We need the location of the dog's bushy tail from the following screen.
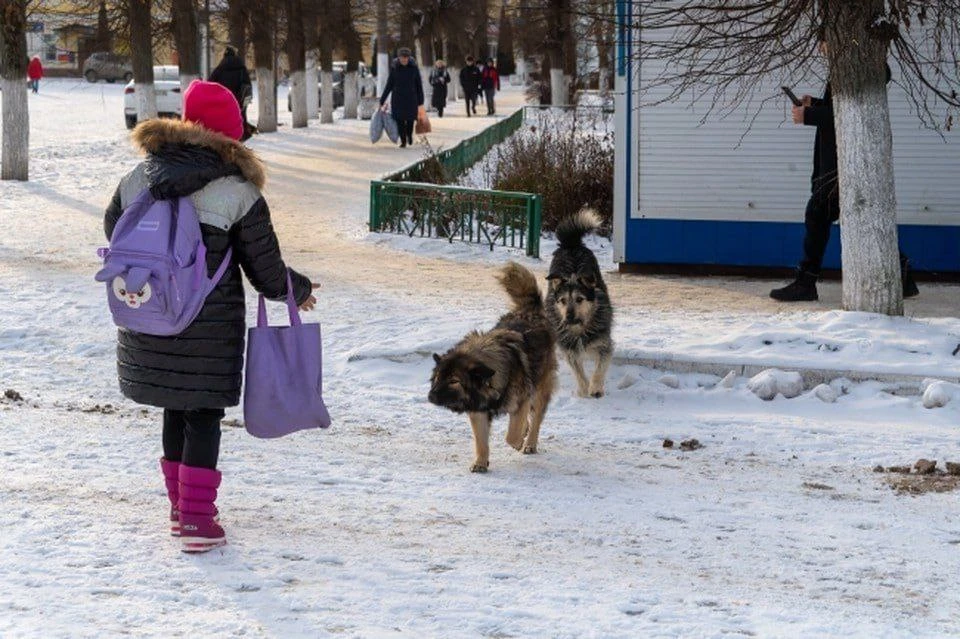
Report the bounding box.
[556,208,601,249]
[499,262,543,313]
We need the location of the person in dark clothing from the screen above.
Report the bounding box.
[430,59,451,118]
[379,47,424,147]
[208,47,254,140]
[103,81,317,552]
[771,47,918,302]
[459,56,483,117]
[481,58,500,115]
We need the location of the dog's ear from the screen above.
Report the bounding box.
[432,353,442,365]
[469,362,496,383]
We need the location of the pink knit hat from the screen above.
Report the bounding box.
[182,80,243,141]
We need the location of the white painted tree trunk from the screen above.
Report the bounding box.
[376,52,389,97]
[450,66,460,101]
[343,70,358,119]
[305,52,319,119]
[179,73,200,94]
[256,66,277,133]
[550,68,565,106]
[136,82,158,121]
[290,69,308,128]
[834,89,902,315]
[0,77,29,181]
[320,70,334,124]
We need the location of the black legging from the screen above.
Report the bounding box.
[398,119,415,145]
[163,408,224,469]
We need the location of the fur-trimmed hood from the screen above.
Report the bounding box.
[132,118,265,189]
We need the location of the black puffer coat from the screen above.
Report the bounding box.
[380,59,424,121]
[104,119,311,409]
[209,52,252,107]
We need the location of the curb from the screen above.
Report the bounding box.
[612,355,960,392]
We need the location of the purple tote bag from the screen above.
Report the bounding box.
[243,272,331,438]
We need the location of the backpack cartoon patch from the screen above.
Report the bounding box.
[96,189,232,336]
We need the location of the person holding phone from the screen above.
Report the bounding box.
[770,43,918,302]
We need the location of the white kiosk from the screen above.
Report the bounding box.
[613,1,960,275]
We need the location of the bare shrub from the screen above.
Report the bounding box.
[488,112,614,236]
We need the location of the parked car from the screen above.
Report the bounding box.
[83,52,133,84]
[123,66,182,129]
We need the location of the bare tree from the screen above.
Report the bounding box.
[317,0,335,124]
[227,0,249,59]
[1,0,28,180]
[376,0,389,95]
[171,0,201,90]
[250,0,276,132]
[634,1,960,314]
[128,0,158,121]
[339,0,364,119]
[304,0,319,119]
[287,0,308,127]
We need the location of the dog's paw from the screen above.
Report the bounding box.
[590,389,604,398]
[522,445,537,455]
[506,436,524,451]
[470,462,489,473]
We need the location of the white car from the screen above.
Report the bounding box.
[124,66,182,129]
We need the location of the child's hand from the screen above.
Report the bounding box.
[299,282,320,312]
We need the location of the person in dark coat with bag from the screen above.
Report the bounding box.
[209,47,254,139]
[481,58,500,115]
[459,56,482,117]
[430,59,451,118]
[102,81,317,553]
[379,47,424,148]
[770,44,918,302]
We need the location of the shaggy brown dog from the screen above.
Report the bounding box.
[546,208,614,398]
[429,262,557,473]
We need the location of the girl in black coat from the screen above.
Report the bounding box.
[103,81,316,552]
[430,60,451,118]
[379,47,425,147]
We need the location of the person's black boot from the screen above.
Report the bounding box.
[902,260,920,298]
[770,271,819,302]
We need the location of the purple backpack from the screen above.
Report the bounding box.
[95,189,232,336]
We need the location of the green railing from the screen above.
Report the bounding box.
[370,181,542,257]
[370,107,542,257]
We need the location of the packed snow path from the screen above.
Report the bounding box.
[1,81,959,637]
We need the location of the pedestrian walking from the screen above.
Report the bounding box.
[379,47,424,148]
[770,42,917,302]
[99,80,317,553]
[459,56,482,117]
[27,56,43,94]
[430,59,451,118]
[481,58,500,115]
[209,47,254,140]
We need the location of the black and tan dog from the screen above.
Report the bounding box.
[546,208,614,398]
[429,262,557,473]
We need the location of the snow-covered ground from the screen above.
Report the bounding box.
[1,80,960,638]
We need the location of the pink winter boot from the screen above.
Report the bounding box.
[178,464,226,553]
[160,458,181,536]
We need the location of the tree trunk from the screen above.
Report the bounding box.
[287,0,307,128]
[318,8,334,124]
[171,0,201,91]
[827,1,902,315]
[303,3,319,119]
[128,0,157,121]
[251,1,276,132]
[227,0,248,60]
[550,68,565,106]
[342,5,362,119]
[376,0,389,97]
[417,27,434,111]
[96,1,112,52]
[0,0,29,181]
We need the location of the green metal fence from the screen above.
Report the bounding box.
[370,181,542,257]
[370,107,542,257]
